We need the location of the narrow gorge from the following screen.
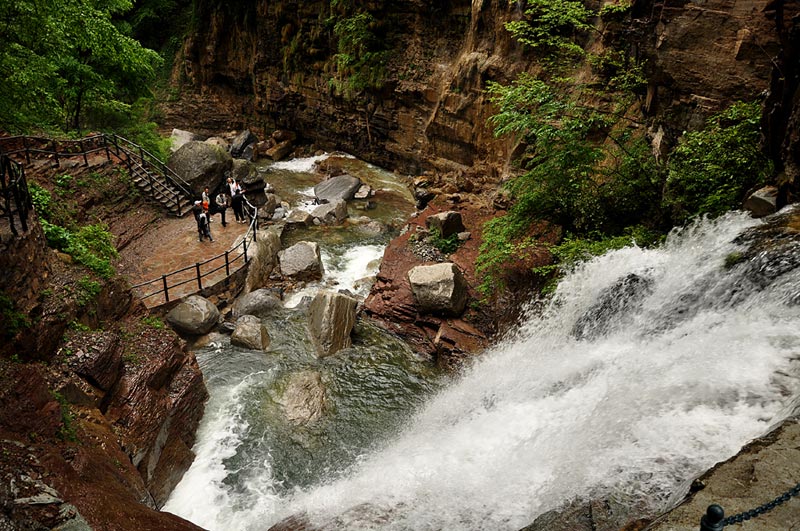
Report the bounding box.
[1,0,800,530]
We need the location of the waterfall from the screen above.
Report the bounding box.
[165,211,800,531]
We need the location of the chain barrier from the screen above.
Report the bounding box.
[700,482,800,530]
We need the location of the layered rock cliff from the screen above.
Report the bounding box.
[165,0,798,185]
[0,160,206,529]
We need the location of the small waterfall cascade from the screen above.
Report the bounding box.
[165,210,800,531]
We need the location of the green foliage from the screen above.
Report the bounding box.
[476,214,543,296]
[665,101,772,224]
[587,50,647,92]
[28,182,52,220]
[599,0,632,18]
[40,221,118,279]
[428,228,461,255]
[504,0,595,65]
[330,11,390,97]
[51,391,78,442]
[532,228,663,292]
[76,277,102,308]
[55,174,74,191]
[0,292,30,339]
[486,75,663,233]
[141,315,165,329]
[0,0,162,133]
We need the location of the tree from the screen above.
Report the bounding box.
[0,0,162,133]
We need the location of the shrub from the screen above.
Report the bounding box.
[665,101,772,224]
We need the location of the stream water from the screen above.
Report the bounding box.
[164,157,800,531]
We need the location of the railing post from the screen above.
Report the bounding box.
[225,251,230,276]
[196,263,203,290]
[243,239,248,262]
[162,275,170,303]
[22,136,30,164]
[80,138,88,166]
[700,505,724,531]
[52,141,60,167]
[113,135,120,157]
[102,135,111,161]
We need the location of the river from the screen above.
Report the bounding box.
[164,157,800,530]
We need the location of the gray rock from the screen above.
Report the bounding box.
[426,211,466,238]
[279,241,324,280]
[232,158,258,184]
[230,315,271,350]
[744,185,779,218]
[285,209,313,227]
[256,193,280,219]
[307,290,358,357]
[53,504,92,531]
[354,184,373,199]
[165,295,220,336]
[314,174,362,203]
[265,139,294,161]
[170,129,198,152]
[230,129,257,158]
[233,288,283,318]
[167,141,232,195]
[278,370,326,425]
[245,230,282,293]
[407,262,468,315]
[311,199,348,225]
[204,136,229,150]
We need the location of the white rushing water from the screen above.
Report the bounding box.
[165,212,800,530]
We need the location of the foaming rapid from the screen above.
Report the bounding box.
[269,153,332,173]
[165,212,800,530]
[283,243,385,307]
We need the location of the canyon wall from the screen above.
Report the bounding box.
[164,0,797,185]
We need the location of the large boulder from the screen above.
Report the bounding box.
[165,295,220,336]
[245,230,283,293]
[233,288,283,318]
[426,211,466,238]
[277,370,326,425]
[307,290,358,357]
[230,129,258,159]
[314,174,362,203]
[407,262,468,315]
[279,242,324,280]
[743,185,779,218]
[311,199,348,225]
[204,136,229,150]
[285,209,313,227]
[264,140,294,161]
[167,141,232,195]
[232,158,258,183]
[170,129,199,152]
[230,315,271,351]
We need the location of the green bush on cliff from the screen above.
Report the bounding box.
[41,220,118,279]
[0,292,30,339]
[504,0,595,65]
[664,101,772,224]
[330,11,390,97]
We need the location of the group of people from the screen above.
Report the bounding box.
[192,177,249,243]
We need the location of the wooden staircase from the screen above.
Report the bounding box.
[107,135,193,217]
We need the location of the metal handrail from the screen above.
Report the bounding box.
[129,221,257,304]
[0,133,194,217]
